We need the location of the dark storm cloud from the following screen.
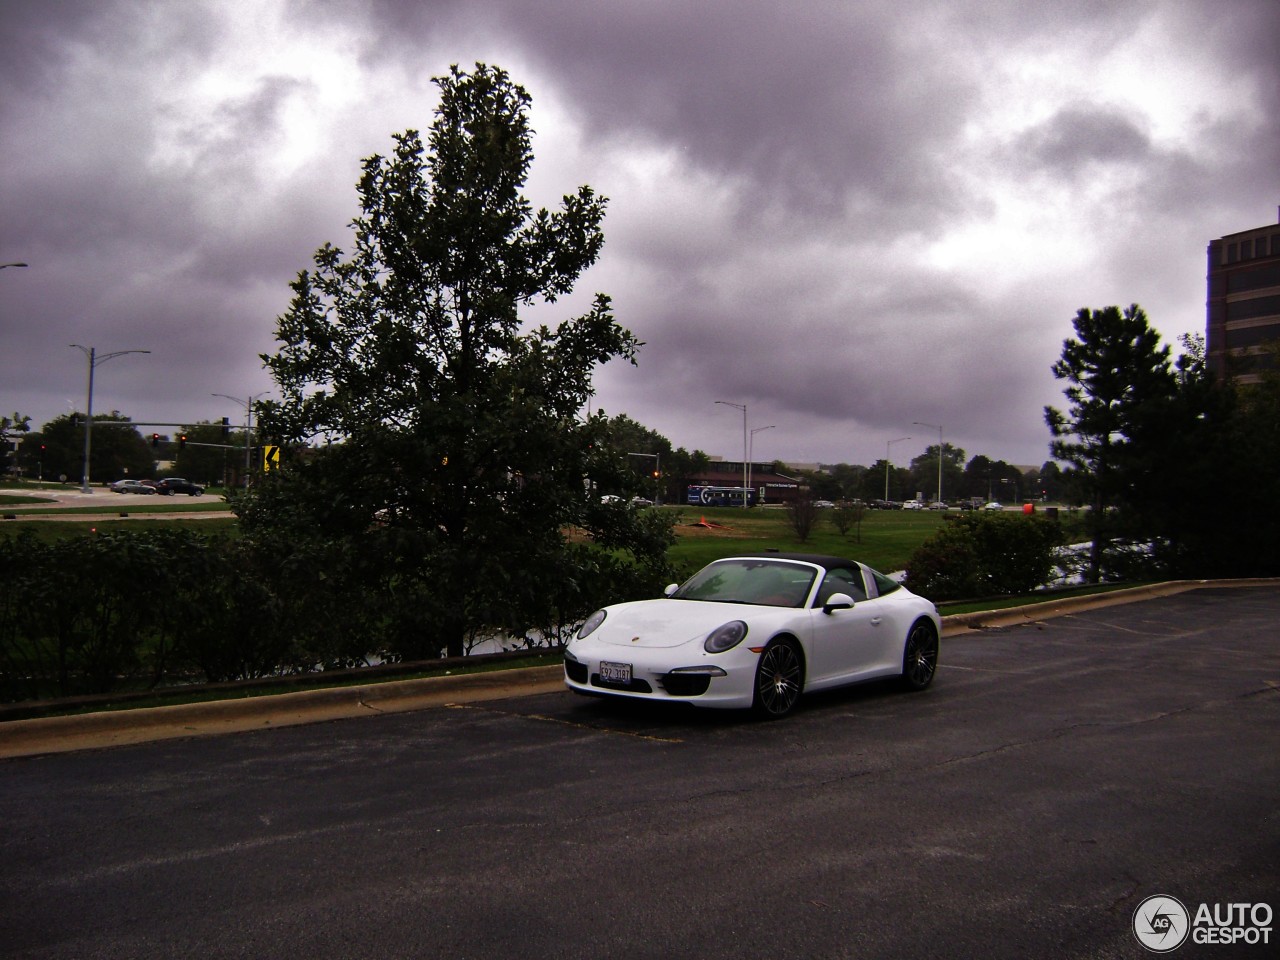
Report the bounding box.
[2,0,1277,469]
[355,0,982,229]
[1016,106,1154,175]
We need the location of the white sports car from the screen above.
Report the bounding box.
[563,553,941,718]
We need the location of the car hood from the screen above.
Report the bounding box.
[589,598,784,649]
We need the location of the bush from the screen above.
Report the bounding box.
[904,513,1064,601]
[0,510,678,701]
[0,528,237,699]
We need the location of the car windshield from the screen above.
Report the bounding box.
[673,559,816,608]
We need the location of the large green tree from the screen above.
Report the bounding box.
[251,63,672,657]
[1127,334,1280,577]
[909,443,965,501]
[170,421,246,488]
[1,413,30,478]
[1045,304,1177,581]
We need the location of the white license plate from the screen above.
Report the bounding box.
[599,661,632,684]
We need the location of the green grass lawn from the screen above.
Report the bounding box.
[0,484,235,544]
[0,493,60,506]
[1,500,233,515]
[0,501,947,568]
[666,505,946,575]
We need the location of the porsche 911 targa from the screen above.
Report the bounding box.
[563,553,940,718]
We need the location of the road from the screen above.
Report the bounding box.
[1,587,1277,959]
[1,487,228,522]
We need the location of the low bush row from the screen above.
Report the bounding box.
[0,528,656,702]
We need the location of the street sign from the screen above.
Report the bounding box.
[263,445,280,472]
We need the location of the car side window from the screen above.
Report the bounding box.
[867,568,900,598]
[813,567,867,607]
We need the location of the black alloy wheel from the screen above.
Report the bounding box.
[752,639,804,719]
[901,620,938,691]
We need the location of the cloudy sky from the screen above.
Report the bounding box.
[2,0,1276,471]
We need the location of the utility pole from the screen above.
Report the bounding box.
[70,344,150,493]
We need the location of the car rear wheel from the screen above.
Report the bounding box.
[901,619,938,691]
[752,639,803,719]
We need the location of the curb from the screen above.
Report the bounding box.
[939,578,1280,635]
[0,665,564,759]
[3,579,1277,759]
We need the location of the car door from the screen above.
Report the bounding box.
[805,566,897,687]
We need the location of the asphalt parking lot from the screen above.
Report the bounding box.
[1,585,1277,959]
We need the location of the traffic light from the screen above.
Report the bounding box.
[179,434,187,449]
[151,433,160,447]
[221,416,230,439]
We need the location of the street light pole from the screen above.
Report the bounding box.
[715,400,749,508]
[69,344,150,493]
[749,425,775,504]
[886,436,911,501]
[913,421,944,503]
[213,392,267,490]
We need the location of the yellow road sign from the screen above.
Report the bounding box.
[263,445,280,471]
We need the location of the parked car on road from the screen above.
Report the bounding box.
[110,479,158,495]
[155,478,204,496]
[902,500,924,510]
[564,553,941,719]
[984,501,1003,511]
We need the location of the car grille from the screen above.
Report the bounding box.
[658,673,712,697]
[567,658,709,698]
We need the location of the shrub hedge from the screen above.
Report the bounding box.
[0,527,662,702]
[903,513,1065,601]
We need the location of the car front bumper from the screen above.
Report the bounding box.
[563,645,757,710]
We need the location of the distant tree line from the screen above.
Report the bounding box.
[794,454,1066,506]
[10,413,251,488]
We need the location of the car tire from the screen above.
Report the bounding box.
[901,619,938,691]
[752,638,804,719]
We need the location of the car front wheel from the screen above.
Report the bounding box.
[752,638,804,719]
[901,620,938,691]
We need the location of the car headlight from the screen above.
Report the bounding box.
[704,620,748,653]
[577,609,607,639]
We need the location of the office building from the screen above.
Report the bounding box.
[1206,212,1280,380]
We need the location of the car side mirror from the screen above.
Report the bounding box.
[663,583,679,597]
[822,592,855,614]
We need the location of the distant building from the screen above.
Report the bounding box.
[684,459,802,505]
[1206,211,1280,380]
